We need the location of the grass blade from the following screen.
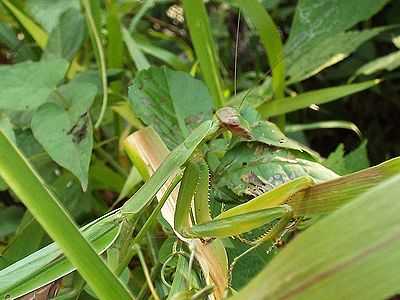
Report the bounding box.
[82,0,108,129]
[0,129,133,299]
[1,0,48,49]
[182,0,225,108]
[257,79,379,118]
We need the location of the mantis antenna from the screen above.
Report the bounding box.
[233,11,308,111]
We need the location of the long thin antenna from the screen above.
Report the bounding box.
[238,35,307,110]
[233,9,241,104]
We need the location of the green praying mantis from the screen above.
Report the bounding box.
[1,104,399,299]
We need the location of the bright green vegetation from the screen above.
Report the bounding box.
[0,1,399,299]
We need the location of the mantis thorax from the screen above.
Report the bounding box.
[216,107,252,140]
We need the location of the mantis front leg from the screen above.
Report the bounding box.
[174,154,313,247]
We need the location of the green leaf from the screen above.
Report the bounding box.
[230,173,400,300]
[324,141,369,175]
[286,27,388,84]
[257,80,379,118]
[0,59,69,111]
[355,50,400,76]
[286,0,390,54]
[240,106,319,156]
[43,8,85,62]
[31,82,96,190]
[26,0,80,32]
[129,66,213,149]
[213,142,337,202]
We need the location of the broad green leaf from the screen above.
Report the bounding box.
[257,80,379,118]
[2,0,48,49]
[213,142,338,202]
[324,141,369,175]
[129,66,213,149]
[182,0,225,108]
[0,59,69,111]
[43,8,85,62]
[286,27,388,83]
[355,50,400,76]
[230,174,400,300]
[31,82,96,191]
[26,0,80,32]
[241,106,319,156]
[286,0,390,54]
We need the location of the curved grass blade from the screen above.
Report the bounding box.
[286,121,362,139]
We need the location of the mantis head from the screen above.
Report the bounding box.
[216,107,252,140]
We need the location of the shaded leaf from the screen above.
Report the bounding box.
[231,174,400,300]
[286,0,390,54]
[324,141,369,175]
[31,82,96,190]
[129,66,213,149]
[0,59,69,111]
[26,0,80,32]
[286,27,388,83]
[43,8,85,62]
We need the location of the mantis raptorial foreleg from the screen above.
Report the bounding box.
[174,149,314,247]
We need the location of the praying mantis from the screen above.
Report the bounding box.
[1,103,399,299]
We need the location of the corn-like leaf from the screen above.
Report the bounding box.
[230,173,400,300]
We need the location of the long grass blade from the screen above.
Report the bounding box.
[182,0,225,108]
[0,129,133,299]
[257,79,379,118]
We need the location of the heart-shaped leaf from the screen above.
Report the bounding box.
[0,59,69,111]
[129,66,213,149]
[32,82,96,190]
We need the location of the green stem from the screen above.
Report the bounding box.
[82,0,108,129]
